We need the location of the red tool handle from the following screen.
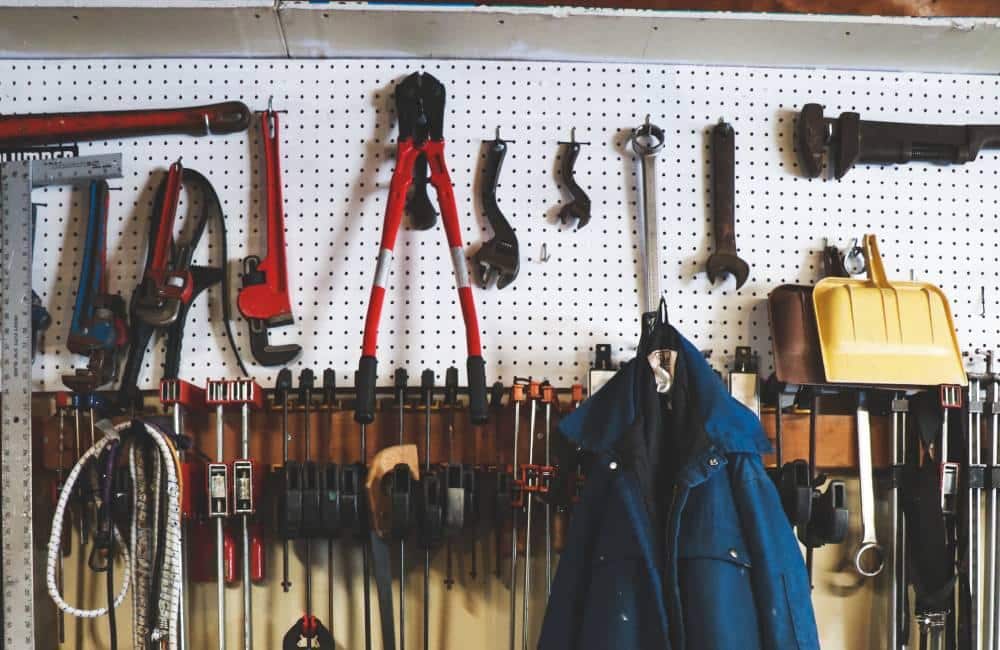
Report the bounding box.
[250,522,266,583]
[237,111,294,321]
[0,101,251,148]
[145,161,185,287]
[224,526,237,584]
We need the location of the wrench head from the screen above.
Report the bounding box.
[472,237,519,289]
[796,103,830,178]
[706,252,750,290]
[248,318,302,366]
[558,199,591,230]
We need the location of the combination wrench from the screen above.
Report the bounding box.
[629,116,665,314]
[855,391,885,577]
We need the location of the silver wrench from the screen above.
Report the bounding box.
[629,116,665,315]
[855,392,885,577]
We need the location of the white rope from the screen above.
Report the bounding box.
[45,425,131,618]
[46,418,184,650]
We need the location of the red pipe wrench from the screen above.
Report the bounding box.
[354,72,488,425]
[237,110,301,366]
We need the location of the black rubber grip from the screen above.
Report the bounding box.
[467,356,488,424]
[355,356,377,424]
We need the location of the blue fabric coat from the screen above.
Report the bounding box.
[539,330,820,650]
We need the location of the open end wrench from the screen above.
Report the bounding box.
[855,391,886,577]
[556,129,591,229]
[473,132,519,289]
[705,120,750,290]
[629,117,665,315]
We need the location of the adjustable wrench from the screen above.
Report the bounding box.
[473,131,519,289]
[238,109,301,366]
[706,120,750,290]
[854,392,885,577]
[556,130,591,229]
[629,117,665,314]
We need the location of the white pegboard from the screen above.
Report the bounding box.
[7,59,1000,392]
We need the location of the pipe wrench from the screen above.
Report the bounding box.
[238,109,301,366]
[63,180,128,393]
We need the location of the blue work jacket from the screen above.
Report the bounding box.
[539,329,820,650]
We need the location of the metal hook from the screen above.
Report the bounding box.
[203,114,211,136]
[539,243,551,263]
[268,95,274,114]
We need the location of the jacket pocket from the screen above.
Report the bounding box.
[677,536,761,650]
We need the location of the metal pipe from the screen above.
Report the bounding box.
[241,399,254,650]
[215,399,226,650]
[522,391,538,650]
[361,421,373,650]
[509,389,523,650]
[967,377,983,650]
[889,393,909,650]
[987,356,1000,650]
[174,402,191,650]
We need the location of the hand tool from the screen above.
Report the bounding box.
[487,382,509,580]
[160,378,206,650]
[985,353,1000,650]
[797,102,1000,179]
[963,371,985,650]
[407,153,437,231]
[419,368,437,650]
[118,163,247,409]
[238,109,302,366]
[366,444,420,650]
[230,378,264,650]
[443,367,463,591]
[588,343,616,397]
[629,116,665,314]
[1,152,122,650]
[322,368,338,640]
[854,391,885,577]
[706,120,750,291]
[0,101,251,148]
[355,371,374,650]
[473,129,519,289]
[542,384,554,596]
[509,382,526,650]
[521,380,541,650]
[728,346,760,417]
[556,128,591,229]
[205,379,231,650]
[63,180,128,394]
[939,386,962,519]
[888,391,911,650]
[355,71,488,428]
[394,368,409,650]
[275,368,295,592]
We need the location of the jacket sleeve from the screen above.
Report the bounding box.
[728,453,821,650]
[537,463,611,650]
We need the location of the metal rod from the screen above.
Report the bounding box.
[987,355,1000,650]
[967,378,983,650]
[522,392,537,650]
[215,400,226,650]
[281,384,291,593]
[544,393,553,596]
[361,421,373,650]
[304,381,314,627]
[398,384,406,650]
[509,391,522,650]
[241,400,254,650]
[890,393,909,650]
[174,402,191,650]
[56,406,66,645]
[423,374,433,650]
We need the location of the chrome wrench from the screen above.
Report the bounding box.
[855,392,885,577]
[889,393,910,650]
[966,373,986,650]
[629,116,665,314]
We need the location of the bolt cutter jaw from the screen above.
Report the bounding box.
[395,72,445,145]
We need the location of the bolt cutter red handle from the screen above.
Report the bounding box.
[356,72,488,425]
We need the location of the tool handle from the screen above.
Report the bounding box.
[149,162,183,274]
[250,523,266,582]
[467,356,488,425]
[711,121,737,253]
[480,139,516,240]
[224,527,238,584]
[862,234,890,289]
[355,357,378,424]
[0,101,251,148]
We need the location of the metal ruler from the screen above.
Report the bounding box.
[1,153,122,650]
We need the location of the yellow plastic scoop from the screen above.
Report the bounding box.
[812,234,966,387]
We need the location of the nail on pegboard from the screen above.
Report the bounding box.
[8,59,1000,392]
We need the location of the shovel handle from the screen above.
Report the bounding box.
[863,234,890,289]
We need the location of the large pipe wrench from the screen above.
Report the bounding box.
[62,180,128,393]
[237,109,301,366]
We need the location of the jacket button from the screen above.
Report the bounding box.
[609,461,618,470]
[708,457,720,467]
[728,549,738,559]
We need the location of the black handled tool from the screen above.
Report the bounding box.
[797,102,1000,179]
[473,131,519,289]
[706,120,750,290]
[556,130,591,229]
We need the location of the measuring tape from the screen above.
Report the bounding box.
[1,153,122,650]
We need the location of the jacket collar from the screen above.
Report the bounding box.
[559,328,771,458]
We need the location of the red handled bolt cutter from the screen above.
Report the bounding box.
[355,72,488,425]
[237,108,302,366]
